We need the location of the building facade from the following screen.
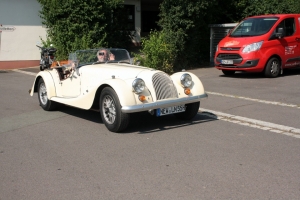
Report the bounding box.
[0,0,161,69]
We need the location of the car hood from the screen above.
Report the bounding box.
[220,35,265,47]
[79,63,156,79]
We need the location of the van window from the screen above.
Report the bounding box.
[230,17,278,37]
[275,18,295,37]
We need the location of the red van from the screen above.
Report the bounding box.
[214,14,300,77]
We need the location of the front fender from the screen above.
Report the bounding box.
[170,72,206,97]
[29,71,56,99]
[101,78,137,107]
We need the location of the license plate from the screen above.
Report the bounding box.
[156,105,186,116]
[221,60,233,64]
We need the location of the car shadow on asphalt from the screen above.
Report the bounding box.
[58,106,217,134]
[219,67,300,79]
[126,112,217,134]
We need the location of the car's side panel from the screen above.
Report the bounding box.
[29,71,57,99]
[51,78,137,110]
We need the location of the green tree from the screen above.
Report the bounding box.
[236,0,300,19]
[158,0,221,69]
[37,0,132,60]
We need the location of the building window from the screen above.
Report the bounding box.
[124,5,135,31]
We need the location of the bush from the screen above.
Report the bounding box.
[134,31,175,74]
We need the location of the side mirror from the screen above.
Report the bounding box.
[276,27,284,38]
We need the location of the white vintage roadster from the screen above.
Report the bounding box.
[29,48,208,132]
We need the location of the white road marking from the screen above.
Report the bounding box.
[199,108,300,138]
[13,69,36,76]
[12,69,300,138]
[206,91,300,109]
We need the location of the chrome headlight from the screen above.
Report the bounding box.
[132,78,145,94]
[242,41,263,53]
[180,73,192,88]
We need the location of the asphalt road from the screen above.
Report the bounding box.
[0,67,300,200]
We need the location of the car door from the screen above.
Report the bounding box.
[278,17,300,68]
[59,69,81,97]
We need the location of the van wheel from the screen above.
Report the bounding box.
[264,57,280,78]
[222,70,235,76]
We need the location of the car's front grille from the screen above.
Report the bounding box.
[152,72,178,100]
[217,53,242,60]
[220,47,241,51]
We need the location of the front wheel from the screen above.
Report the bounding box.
[38,78,57,111]
[174,102,200,120]
[100,87,130,132]
[264,57,281,78]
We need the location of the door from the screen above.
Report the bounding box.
[59,69,81,97]
[277,17,300,68]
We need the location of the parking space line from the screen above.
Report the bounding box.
[199,108,300,138]
[206,91,300,109]
[13,69,36,76]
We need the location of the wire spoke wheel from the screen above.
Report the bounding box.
[102,95,116,124]
[37,78,57,111]
[39,82,48,106]
[99,87,130,132]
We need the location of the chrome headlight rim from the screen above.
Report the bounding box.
[132,78,145,94]
[180,73,193,88]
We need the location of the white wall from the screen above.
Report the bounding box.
[0,0,47,61]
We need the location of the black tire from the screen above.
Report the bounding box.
[174,102,200,120]
[40,65,44,71]
[100,87,130,132]
[264,57,281,78]
[222,70,235,76]
[38,78,57,111]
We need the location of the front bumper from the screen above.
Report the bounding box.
[215,59,259,68]
[121,93,208,113]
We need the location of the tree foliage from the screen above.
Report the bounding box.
[158,0,218,69]
[236,0,300,19]
[37,0,132,59]
[134,31,175,74]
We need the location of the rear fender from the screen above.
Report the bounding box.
[29,71,56,99]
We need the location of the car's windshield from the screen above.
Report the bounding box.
[68,48,132,67]
[230,17,278,37]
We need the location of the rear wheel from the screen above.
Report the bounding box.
[222,70,235,76]
[38,78,57,111]
[100,87,130,132]
[174,102,200,120]
[264,57,280,78]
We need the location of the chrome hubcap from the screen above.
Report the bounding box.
[39,83,48,105]
[102,95,116,124]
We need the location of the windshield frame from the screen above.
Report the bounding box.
[68,48,132,68]
[230,17,279,37]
